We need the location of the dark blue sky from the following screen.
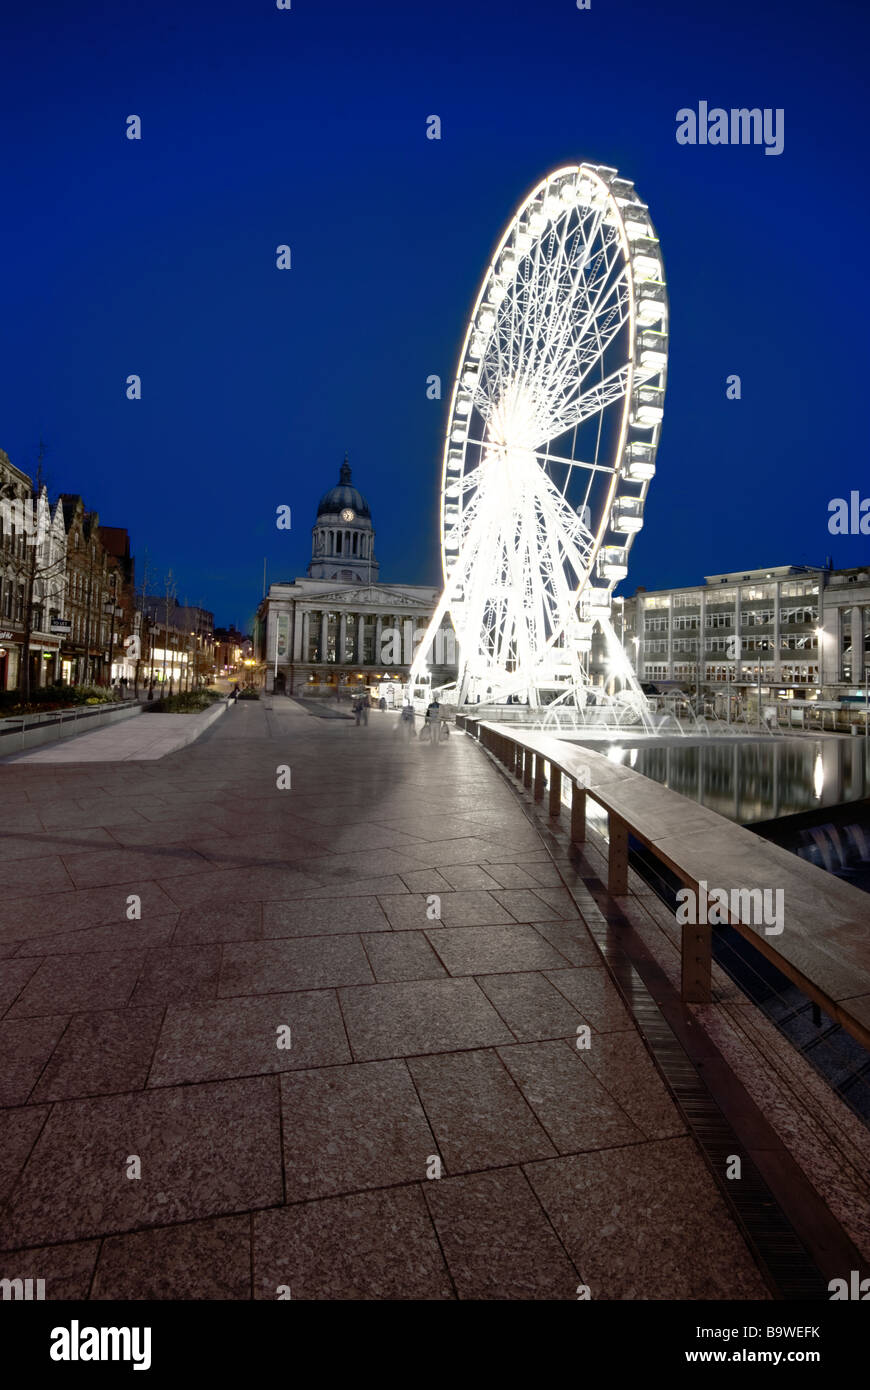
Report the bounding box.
[1,0,867,630]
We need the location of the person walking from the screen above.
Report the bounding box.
[426,697,442,746]
[400,701,415,740]
[360,691,370,726]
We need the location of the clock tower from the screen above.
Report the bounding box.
[308,455,379,583]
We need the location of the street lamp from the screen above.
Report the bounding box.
[757,639,772,729]
[103,571,121,687]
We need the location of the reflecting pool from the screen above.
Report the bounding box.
[571,736,870,825]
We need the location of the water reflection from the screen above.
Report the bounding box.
[575,738,870,825]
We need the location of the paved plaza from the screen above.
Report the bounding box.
[1,698,862,1299]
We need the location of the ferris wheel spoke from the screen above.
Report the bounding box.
[533,229,621,392]
[534,219,617,363]
[457,440,617,486]
[533,363,632,445]
[540,254,628,399]
[533,448,616,478]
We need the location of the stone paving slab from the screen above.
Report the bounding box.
[0,1075,283,1249]
[0,699,782,1298]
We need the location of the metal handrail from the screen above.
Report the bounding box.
[0,698,141,738]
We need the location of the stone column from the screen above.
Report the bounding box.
[320,612,328,664]
[852,605,863,682]
[665,596,673,680]
[302,611,310,662]
[375,614,384,668]
[293,605,303,661]
[339,613,347,664]
[356,613,365,664]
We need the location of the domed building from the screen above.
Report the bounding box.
[308,456,379,583]
[255,454,456,699]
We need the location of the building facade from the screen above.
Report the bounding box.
[0,451,68,691]
[59,496,117,685]
[256,458,456,696]
[214,626,248,677]
[141,597,215,691]
[623,562,869,702]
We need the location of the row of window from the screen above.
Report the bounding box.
[646,636,820,654]
[643,663,821,683]
[641,583,820,615]
[645,607,819,633]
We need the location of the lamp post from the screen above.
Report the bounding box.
[814,626,825,732]
[757,639,772,729]
[104,571,119,686]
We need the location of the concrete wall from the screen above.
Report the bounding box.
[0,701,142,755]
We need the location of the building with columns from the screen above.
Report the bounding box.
[255,458,457,697]
[622,562,870,703]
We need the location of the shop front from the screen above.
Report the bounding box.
[0,625,22,691]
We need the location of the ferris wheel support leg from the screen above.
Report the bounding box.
[598,613,656,733]
[456,667,473,708]
[408,586,456,688]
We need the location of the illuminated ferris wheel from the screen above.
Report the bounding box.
[411,162,668,711]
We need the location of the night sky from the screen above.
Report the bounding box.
[1,0,867,631]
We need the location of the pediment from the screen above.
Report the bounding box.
[298,585,436,607]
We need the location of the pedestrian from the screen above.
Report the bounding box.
[360,691,370,726]
[426,698,442,745]
[379,696,387,712]
[400,701,415,740]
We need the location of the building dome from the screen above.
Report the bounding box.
[308,455,379,583]
[316,458,371,521]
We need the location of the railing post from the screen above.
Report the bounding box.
[607,813,629,895]
[523,746,533,789]
[681,904,712,1003]
[570,782,586,845]
[533,753,545,801]
[549,765,562,818]
[513,742,522,778]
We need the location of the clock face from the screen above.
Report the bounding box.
[340,508,355,521]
